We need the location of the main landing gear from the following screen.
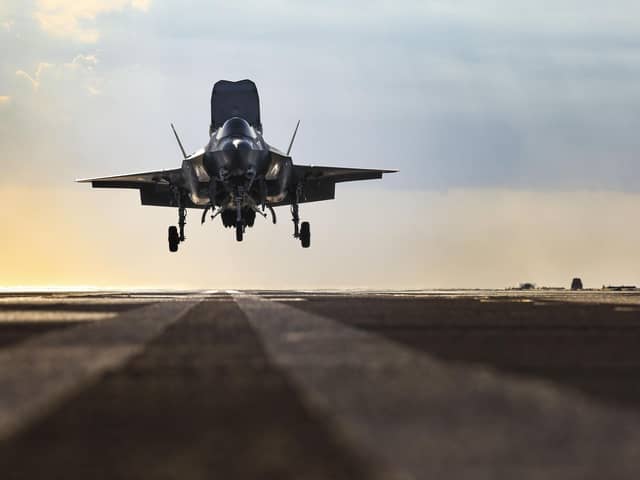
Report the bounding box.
[168,203,186,253]
[291,187,311,248]
[168,185,312,249]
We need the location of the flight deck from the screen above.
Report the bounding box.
[0,290,639,479]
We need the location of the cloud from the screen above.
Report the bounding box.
[131,0,151,10]
[14,54,100,94]
[0,186,638,289]
[15,62,53,90]
[33,0,152,43]
[0,96,10,105]
[5,0,640,194]
[64,54,99,70]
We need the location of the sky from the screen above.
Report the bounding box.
[1,0,639,289]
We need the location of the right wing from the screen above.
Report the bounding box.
[77,168,194,208]
[76,169,183,189]
[268,164,397,206]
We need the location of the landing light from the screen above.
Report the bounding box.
[266,163,280,178]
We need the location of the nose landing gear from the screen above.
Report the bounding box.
[235,222,244,242]
[235,190,245,242]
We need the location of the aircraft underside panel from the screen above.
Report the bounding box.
[271,180,336,207]
[138,181,335,209]
[139,185,202,209]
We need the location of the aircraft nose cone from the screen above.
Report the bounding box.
[221,138,252,152]
[221,138,254,174]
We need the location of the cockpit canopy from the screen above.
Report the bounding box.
[216,117,257,140]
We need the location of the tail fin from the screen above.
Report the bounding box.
[286,120,300,156]
[171,123,187,159]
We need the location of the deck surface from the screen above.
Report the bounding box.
[1,290,639,479]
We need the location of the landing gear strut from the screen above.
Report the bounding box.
[235,188,244,242]
[291,202,300,238]
[267,205,277,224]
[178,206,186,242]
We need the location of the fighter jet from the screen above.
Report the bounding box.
[79,80,395,251]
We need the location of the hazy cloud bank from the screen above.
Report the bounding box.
[1,186,637,289]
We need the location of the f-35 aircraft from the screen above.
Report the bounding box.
[79,80,395,251]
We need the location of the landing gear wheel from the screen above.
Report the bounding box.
[300,221,310,248]
[235,222,244,242]
[168,226,180,252]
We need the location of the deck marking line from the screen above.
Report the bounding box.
[234,293,640,479]
[0,300,200,440]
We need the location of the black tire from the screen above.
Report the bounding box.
[168,226,179,252]
[300,221,310,248]
[235,222,243,242]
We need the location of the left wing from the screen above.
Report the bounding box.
[294,165,396,184]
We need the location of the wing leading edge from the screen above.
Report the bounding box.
[294,165,396,184]
[76,169,183,189]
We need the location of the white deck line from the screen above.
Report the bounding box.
[0,300,199,440]
[234,293,640,480]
